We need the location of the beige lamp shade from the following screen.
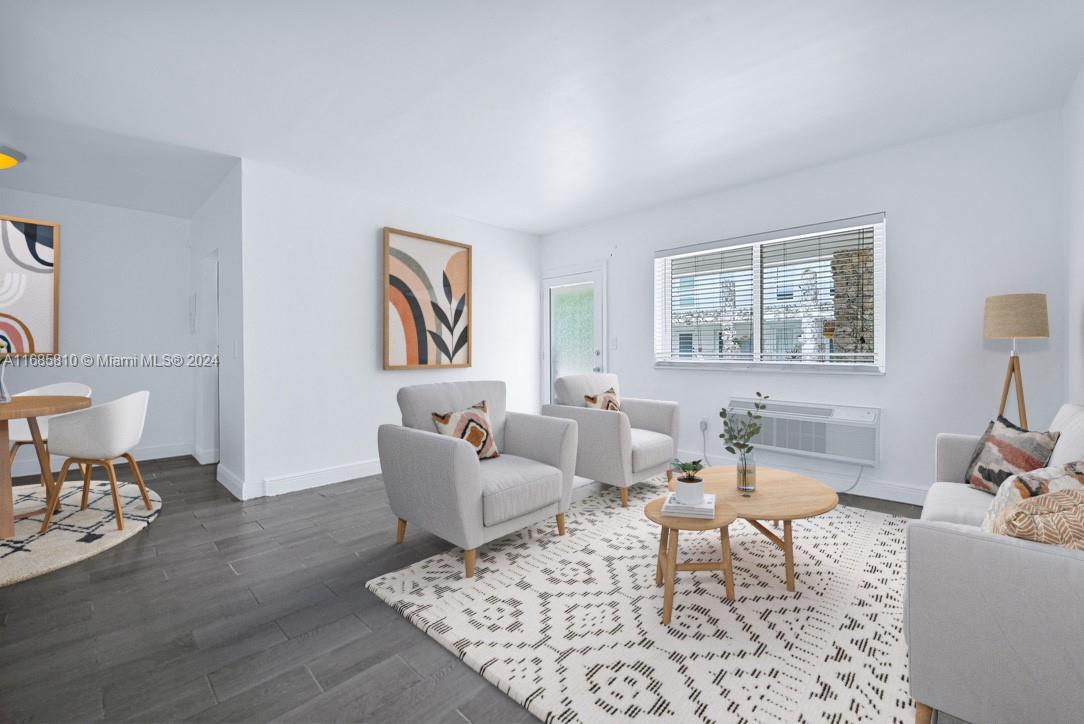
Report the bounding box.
[983,293,1049,339]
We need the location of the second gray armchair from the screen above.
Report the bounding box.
[542,373,679,507]
[378,380,577,577]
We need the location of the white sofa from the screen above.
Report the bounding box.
[906,403,1084,724]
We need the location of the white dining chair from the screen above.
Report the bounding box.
[9,382,93,476]
[40,391,151,532]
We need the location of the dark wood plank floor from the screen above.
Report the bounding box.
[0,457,926,723]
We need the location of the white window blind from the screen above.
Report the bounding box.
[653,213,886,371]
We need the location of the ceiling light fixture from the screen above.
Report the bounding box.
[0,147,26,170]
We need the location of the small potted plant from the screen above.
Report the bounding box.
[720,391,769,495]
[671,458,705,505]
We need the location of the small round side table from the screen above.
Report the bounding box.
[644,496,738,624]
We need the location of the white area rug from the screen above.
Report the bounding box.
[1,480,161,586]
[367,481,913,723]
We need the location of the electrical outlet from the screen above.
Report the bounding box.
[699,418,708,432]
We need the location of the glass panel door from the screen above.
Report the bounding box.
[543,269,605,403]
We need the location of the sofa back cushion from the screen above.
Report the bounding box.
[1048,403,1084,466]
[554,373,619,407]
[399,380,507,447]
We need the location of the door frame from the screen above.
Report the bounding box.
[541,261,607,404]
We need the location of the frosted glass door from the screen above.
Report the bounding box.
[544,269,604,402]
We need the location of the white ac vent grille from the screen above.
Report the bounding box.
[728,398,879,466]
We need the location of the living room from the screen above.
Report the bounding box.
[1,2,1083,723]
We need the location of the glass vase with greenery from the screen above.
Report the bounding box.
[720,391,769,495]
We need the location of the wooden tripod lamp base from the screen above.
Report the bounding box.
[998,352,1028,429]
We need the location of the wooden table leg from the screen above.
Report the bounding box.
[783,520,795,592]
[655,526,669,586]
[29,418,61,532]
[719,526,735,601]
[0,420,11,538]
[662,529,679,624]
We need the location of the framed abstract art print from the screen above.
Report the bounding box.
[383,227,471,369]
[0,215,58,355]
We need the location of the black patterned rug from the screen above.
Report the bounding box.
[367,480,913,723]
[1,480,161,586]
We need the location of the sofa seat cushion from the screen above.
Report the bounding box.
[479,454,562,526]
[921,482,993,528]
[631,427,673,473]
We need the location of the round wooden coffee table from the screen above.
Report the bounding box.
[700,466,838,592]
[644,496,738,624]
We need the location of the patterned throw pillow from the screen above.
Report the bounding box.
[993,488,1084,550]
[584,387,621,411]
[981,462,1084,532]
[431,401,499,460]
[965,417,1059,494]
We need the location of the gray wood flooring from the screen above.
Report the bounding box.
[0,456,932,723]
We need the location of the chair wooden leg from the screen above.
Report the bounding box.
[39,459,74,533]
[395,518,407,544]
[80,462,93,510]
[463,548,476,578]
[914,702,934,724]
[123,453,153,510]
[620,487,629,507]
[104,460,124,530]
[556,512,566,535]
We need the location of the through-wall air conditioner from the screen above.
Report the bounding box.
[727,398,880,466]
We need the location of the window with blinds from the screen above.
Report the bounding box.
[653,214,885,370]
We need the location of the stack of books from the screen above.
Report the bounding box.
[661,492,717,519]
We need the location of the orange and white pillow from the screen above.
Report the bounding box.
[585,387,621,411]
[432,401,499,459]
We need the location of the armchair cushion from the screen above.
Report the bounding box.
[479,454,562,526]
[554,373,619,407]
[630,428,673,473]
[432,401,500,459]
[920,482,991,527]
[399,380,507,448]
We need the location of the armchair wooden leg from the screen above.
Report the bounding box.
[556,513,566,536]
[914,702,933,724]
[395,518,407,544]
[104,460,124,531]
[667,469,674,491]
[122,453,153,510]
[463,548,476,578]
[620,487,629,507]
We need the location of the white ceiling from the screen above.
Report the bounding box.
[1,1,1083,232]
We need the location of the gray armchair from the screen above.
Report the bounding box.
[378,380,577,577]
[541,373,678,507]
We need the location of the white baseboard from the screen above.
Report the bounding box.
[194,446,220,465]
[11,441,195,479]
[260,458,382,498]
[216,463,244,499]
[674,447,928,506]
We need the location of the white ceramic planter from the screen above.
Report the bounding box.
[675,477,704,505]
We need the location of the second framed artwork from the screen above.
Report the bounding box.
[383,227,471,369]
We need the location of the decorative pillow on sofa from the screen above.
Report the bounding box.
[585,387,621,411]
[992,488,1084,550]
[965,417,1059,494]
[432,401,500,460]
[981,462,1084,532]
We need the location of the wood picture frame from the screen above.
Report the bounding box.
[0,215,59,356]
[383,227,472,370]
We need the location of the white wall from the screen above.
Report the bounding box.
[541,112,1067,503]
[237,161,541,499]
[1064,66,1084,404]
[190,163,245,494]
[0,186,195,475]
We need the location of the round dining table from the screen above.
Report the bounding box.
[0,395,92,538]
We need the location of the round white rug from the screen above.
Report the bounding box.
[1,479,162,586]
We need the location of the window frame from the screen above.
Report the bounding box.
[653,213,886,375]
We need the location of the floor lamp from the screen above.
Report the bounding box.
[983,293,1049,430]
